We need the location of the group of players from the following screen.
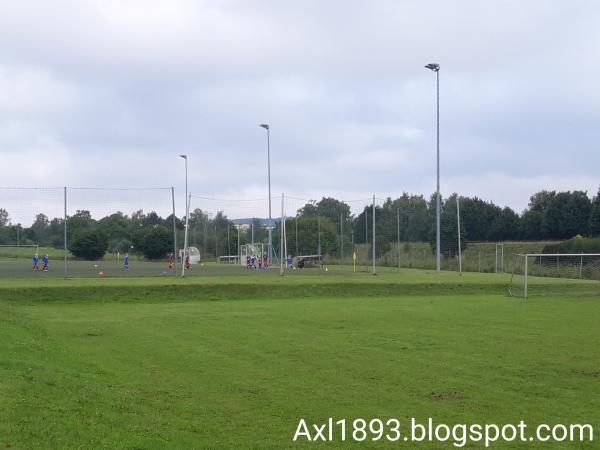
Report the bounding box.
[246,254,269,270]
[32,253,49,272]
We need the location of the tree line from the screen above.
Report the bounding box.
[1,187,599,260]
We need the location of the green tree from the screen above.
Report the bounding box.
[67,210,94,240]
[30,213,49,244]
[529,190,556,214]
[69,229,108,260]
[432,195,467,257]
[589,187,600,237]
[0,208,9,226]
[140,226,173,260]
[519,210,542,240]
[542,191,591,239]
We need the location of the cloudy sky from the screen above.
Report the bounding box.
[1,0,599,223]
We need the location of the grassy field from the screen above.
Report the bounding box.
[1,269,598,449]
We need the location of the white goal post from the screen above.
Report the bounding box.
[508,253,600,298]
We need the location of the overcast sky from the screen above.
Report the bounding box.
[1,0,599,224]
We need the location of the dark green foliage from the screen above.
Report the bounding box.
[542,236,600,254]
[0,208,9,226]
[541,191,591,239]
[430,195,467,257]
[519,210,542,240]
[589,187,600,237]
[139,226,173,260]
[68,229,109,260]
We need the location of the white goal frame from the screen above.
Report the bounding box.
[0,244,40,262]
[509,253,600,298]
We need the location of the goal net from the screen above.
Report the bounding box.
[509,253,600,298]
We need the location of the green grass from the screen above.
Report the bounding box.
[0,270,598,449]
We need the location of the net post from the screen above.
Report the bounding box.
[64,186,67,277]
[372,195,376,275]
[397,208,400,269]
[457,195,462,274]
[171,187,178,278]
[524,254,528,299]
[317,208,322,267]
[340,212,344,267]
[280,193,284,276]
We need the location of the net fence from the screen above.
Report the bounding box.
[2,187,595,281]
[0,186,176,278]
[509,253,600,298]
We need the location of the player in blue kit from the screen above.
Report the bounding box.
[42,254,49,272]
[123,252,129,270]
[32,253,39,271]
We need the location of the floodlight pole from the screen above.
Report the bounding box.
[425,63,441,273]
[260,124,272,267]
[180,155,189,277]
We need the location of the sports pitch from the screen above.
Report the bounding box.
[1,269,598,449]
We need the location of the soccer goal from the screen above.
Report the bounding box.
[508,253,600,298]
[240,243,264,266]
[0,244,40,262]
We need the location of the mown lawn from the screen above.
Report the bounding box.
[0,272,598,448]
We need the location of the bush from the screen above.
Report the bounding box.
[140,226,173,260]
[69,230,108,260]
[542,236,600,254]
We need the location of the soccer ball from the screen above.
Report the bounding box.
[93,264,98,268]
[98,271,104,278]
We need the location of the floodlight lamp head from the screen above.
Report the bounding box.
[179,154,187,159]
[259,124,269,130]
[425,63,440,72]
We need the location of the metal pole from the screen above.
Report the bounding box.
[295,216,298,258]
[237,226,240,263]
[501,244,504,272]
[203,221,207,255]
[283,203,287,268]
[172,187,178,277]
[64,186,67,277]
[16,224,19,262]
[365,209,368,245]
[495,244,498,273]
[317,210,321,260]
[435,69,441,273]
[214,222,217,260]
[259,125,273,266]
[457,196,462,274]
[227,223,230,256]
[340,212,343,266]
[524,255,528,299]
[280,193,284,276]
[180,155,189,277]
[372,195,376,275]
[397,208,400,269]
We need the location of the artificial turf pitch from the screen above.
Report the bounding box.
[0,269,598,449]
